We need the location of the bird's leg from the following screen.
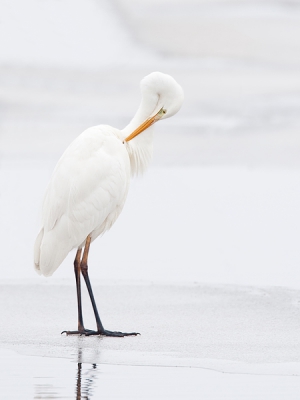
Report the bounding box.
[80,235,104,332]
[81,235,139,337]
[61,249,93,335]
[75,249,85,332]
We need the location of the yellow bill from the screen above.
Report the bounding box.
[124,107,166,142]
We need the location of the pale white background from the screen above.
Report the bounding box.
[1,0,300,287]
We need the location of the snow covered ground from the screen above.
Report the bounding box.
[1,0,300,398]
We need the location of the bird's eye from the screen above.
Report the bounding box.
[162,109,167,114]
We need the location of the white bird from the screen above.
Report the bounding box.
[34,72,184,337]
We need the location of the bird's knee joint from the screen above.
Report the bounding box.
[74,260,80,271]
[80,262,88,273]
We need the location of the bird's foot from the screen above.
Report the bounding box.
[85,329,140,337]
[61,329,94,336]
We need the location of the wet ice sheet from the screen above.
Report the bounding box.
[2,348,300,400]
[1,282,300,376]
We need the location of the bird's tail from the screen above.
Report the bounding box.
[34,223,75,277]
[34,228,44,275]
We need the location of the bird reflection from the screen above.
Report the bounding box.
[34,345,100,399]
[76,349,98,399]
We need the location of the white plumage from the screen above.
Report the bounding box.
[34,71,183,277]
[33,72,183,336]
[34,125,130,276]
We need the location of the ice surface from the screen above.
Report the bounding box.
[2,282,300,375]
[2,348,300,400]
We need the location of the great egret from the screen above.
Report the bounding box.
[34,72,184,337]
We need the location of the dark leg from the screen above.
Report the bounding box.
[80,236,139,337]
[75,249,84,331]
[76,362,82,400]
[61,249,93,335]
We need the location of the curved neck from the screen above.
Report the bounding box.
[122,97,158,176]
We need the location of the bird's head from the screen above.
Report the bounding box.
[124,72,184,142]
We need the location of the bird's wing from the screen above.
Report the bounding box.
[42,126,129,241]
[38,126,130,276]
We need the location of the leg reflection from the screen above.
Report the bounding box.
[76,348,98,399]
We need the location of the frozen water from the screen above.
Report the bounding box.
[2,348,300,399]
[1,283,300,374]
